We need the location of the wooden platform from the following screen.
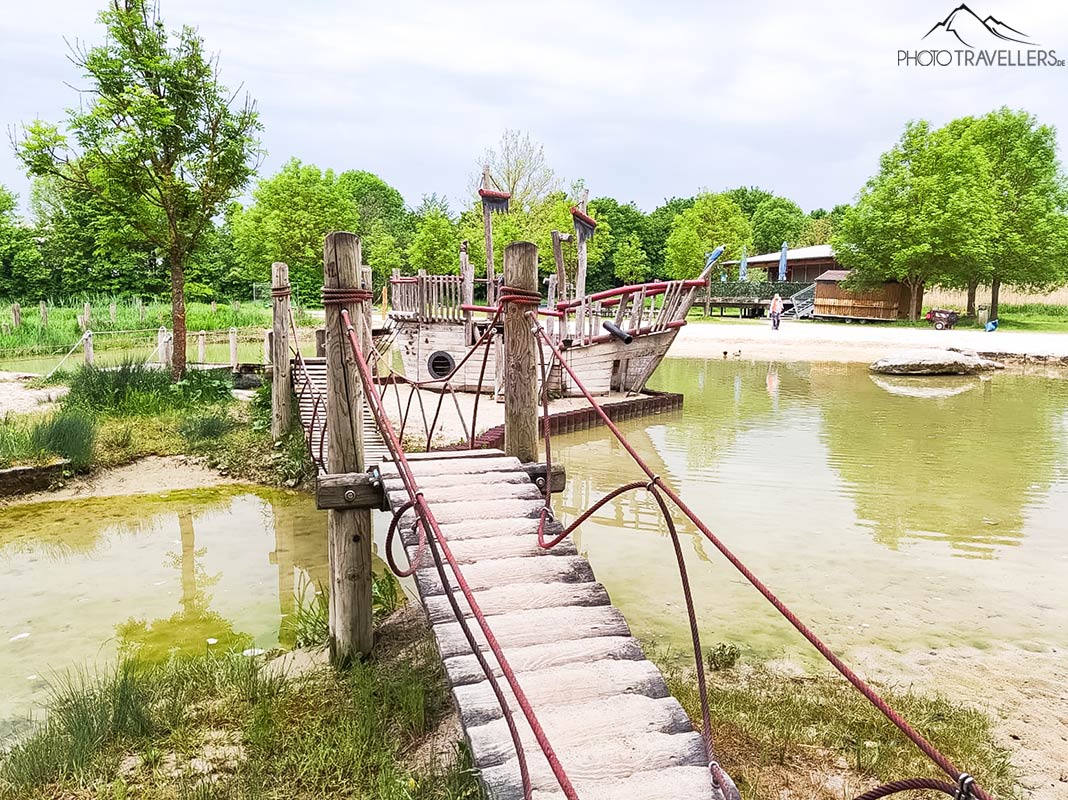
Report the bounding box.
[379,449,716,800]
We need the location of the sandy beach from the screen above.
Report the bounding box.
[670,319,1068,364]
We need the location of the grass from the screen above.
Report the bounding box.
[0,618,481,800]
[65,362,234,415]
[0,411,97,471]
[659,651,1018,799]
[0,295,313,360]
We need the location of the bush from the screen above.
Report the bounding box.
[65,361,232,414]
[29,411,97,470]
[706,641,741,671]
[180,413,236,443]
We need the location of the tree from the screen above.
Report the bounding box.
[408,208,458,274]
[832,120,997,320]
[0,185,47,299]
[750,197,808,254]
[17,0,261,377]
[590,197,645,286]
[364,220,403,291]
[613,233,650,284]
[954,108,1068,320]
[231,159,360,302]
[642,197,694,278]
[664,193,751,279]
[796,215,834,247]
[723,186,774,220]
[336,170,412,268]
[473,129,561,212]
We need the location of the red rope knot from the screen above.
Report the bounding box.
[321,286,373,305]
[499,285,542,307]
[270,287,292,299]
[646,475,661,491]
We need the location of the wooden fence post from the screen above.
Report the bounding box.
[573,189,589,339]
[83,331,94,366]
[323,231,373,665]
[263,330,272,364]
[197,330,207,363]
[109,303,117,325]
[84,303,92,328]
[12,303,21,329]
[460,241,474,345]
[229,327,238,370]
[39,301,48,327]
[315,328,326,358]
[271,262,293,439]
[158,327,168,365]
[137,298,145,324]
[482,165,497,305]
[210,300,217,314]
[503,241,539,464]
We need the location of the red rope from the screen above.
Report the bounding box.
[340,309,579,800]
[529,320,995,800]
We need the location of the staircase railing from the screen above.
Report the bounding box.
[786,283,816,318]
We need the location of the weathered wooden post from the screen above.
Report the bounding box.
[77,314,86,331]
[315,329,326,357]
[271,262,292,439]
[109,303,117,325]
[11,303,21,329]
[210,300,217,314]
[481,166,497,305]
[231,300,240,315]
[322,231,374,664]
[157,327,168,365]
[551,230,570,302]
[503,242,539,463]
[262,330,272,364]
[229,327,239,370]
[197,330,207,364]
[572,189,591,340]
[83,302,92,327]
[39,301,48,327]
[546,274,558,338]
[137,298,145,324]
[83,331,94,366]
[460,240,474,345]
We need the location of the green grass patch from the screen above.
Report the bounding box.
[0,621,481,800]
[28,411,97,470]
[660,657,1017,799]
[65,362,233,416]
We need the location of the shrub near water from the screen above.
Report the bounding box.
[28,411,97,470]
[65,362,233,414]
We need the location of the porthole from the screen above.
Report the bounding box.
[427,350,455,379]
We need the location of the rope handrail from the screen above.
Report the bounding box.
[528,314,991,800]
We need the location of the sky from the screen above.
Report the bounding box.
[2,0,1067,217]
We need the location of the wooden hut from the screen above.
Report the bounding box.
[812,270,919,321]
[732,244,840,283]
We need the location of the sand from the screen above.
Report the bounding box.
[0,371,67,416]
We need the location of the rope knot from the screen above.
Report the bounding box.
[321,286,373,305]
[646,475,661,491]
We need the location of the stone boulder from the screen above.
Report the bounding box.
[870,349,1003,375]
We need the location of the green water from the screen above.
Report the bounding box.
[554,359,1068,662]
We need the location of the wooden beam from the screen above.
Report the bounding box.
[503,242,539,464]
[316,470,388,510]
[482,165,496,305]
[520,462,566,494]
[323,231,374,664]
[271,261,293,439]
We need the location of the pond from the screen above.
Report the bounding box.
[551,359,1068,664]
[0,487,337,741]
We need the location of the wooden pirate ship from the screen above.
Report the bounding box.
[386,170,723,396]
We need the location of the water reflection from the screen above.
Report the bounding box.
[552,359,1068,661]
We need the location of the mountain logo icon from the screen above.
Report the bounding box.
[923,4,1036,48]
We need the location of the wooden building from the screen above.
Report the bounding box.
[813,270,919,321]
[730,244,840,283]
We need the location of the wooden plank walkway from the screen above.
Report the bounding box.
[379,449,716,800]
[293,358,389,469]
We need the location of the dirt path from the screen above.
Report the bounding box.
[2,455,237,506]
[671,320,1068,364]
[0,371,67,415]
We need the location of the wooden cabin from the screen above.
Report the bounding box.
[733,244,840,283]
[813,270,919,321]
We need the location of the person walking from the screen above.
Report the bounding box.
[770,293,784,330]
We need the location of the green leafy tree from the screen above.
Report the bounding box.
[0,185,47,299]
[952,108,1068,319]
[231,159,360,302]
[473,129,561,212]
[664,193,751,279]
[833,120,997,320]
[723,186,774,220]
[364,220,403,291]
[642,197,694,278]
[590,197,645,285]
[17,0,261,377]
[751,197,807,254]
[336,170,412,269]
[613,233,650,284]
[408,208,458,274]
[796,215,834,247]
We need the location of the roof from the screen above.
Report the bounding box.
[815,269,851,282]
[740,244,834,264]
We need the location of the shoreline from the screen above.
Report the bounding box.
[669,319,1068,365]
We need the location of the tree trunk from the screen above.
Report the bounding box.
[966,278,979,317]
[990,277,1001,322]
[170,251,187,380]
[908,282,921,321]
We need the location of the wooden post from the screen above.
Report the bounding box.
[77,314,85,331]
[574,189,589,340]
[109,303,117,325]
[263,330,272,364]
[83,331,94,365]
[481,165,496,305]
[546,274,558,338]
[158,327,168,365]
[197,330,207,363]
[417,269,427,322]
[39,301,47,327]
[231,300,240,315]
[210,300,217,314]
[84,303,91,328]
[11,303,21,329]
[551,230,570,302]
[229,327,239,370]
[503,242,539,464]
[315,328,326,357]
[460,240,474,345]
[271,262,293,439]
[136,298,145,324]
[323,231,373,664]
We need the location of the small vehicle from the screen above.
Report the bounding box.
[925,308,960,330]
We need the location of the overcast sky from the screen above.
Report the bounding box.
[2,0,1067,217]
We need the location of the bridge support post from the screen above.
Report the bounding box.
[323,232,374,665]
[271,262,293,439]
[503,241,539,464]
